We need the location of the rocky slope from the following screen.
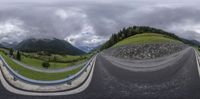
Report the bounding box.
[104,43,188,60]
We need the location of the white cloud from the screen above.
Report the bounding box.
[168,20,200,33]
[55,8,87,20]
[0,19,27,42]
[0,19,23,34]
[59,8,107,48]
[55,9,68,19]
[65,23,107,48]
[167,19,200,41]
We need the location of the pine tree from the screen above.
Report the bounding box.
[9,48,14,56]
[16,51,21,61]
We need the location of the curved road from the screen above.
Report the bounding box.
[0,47,200,99]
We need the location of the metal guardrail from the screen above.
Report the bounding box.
[0,55,96,85]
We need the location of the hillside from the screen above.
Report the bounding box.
[15,38,85,55]
[112,33,182,47]
[1,42,18,49]
[100,26,199,50]
[0,43,5,48]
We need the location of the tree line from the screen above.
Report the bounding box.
[9,48,21,61]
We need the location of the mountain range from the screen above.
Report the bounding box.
[13,38,85,55]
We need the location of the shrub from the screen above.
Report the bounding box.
[42,62,50,69]
[4,51,7,55]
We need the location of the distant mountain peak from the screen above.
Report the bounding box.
[0,41,18,49]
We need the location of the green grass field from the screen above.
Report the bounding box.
[22,52,90,62]
[0,52,83,81]
[112,33,182,47]
[9,50,92,69]
[21,56,86,69]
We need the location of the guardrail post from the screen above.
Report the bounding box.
[67,81,71,85]
[13,76,17,81]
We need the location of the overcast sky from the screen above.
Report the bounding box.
[0,0,200,49]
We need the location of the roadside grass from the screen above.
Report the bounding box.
[112,33,182,48]
[0,52,83,81]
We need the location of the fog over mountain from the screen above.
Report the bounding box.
[0,0,200,50]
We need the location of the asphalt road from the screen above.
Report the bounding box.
[0,48,200,99]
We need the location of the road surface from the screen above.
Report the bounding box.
[0,47,200,99]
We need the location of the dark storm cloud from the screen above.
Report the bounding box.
[0,0,200,48]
